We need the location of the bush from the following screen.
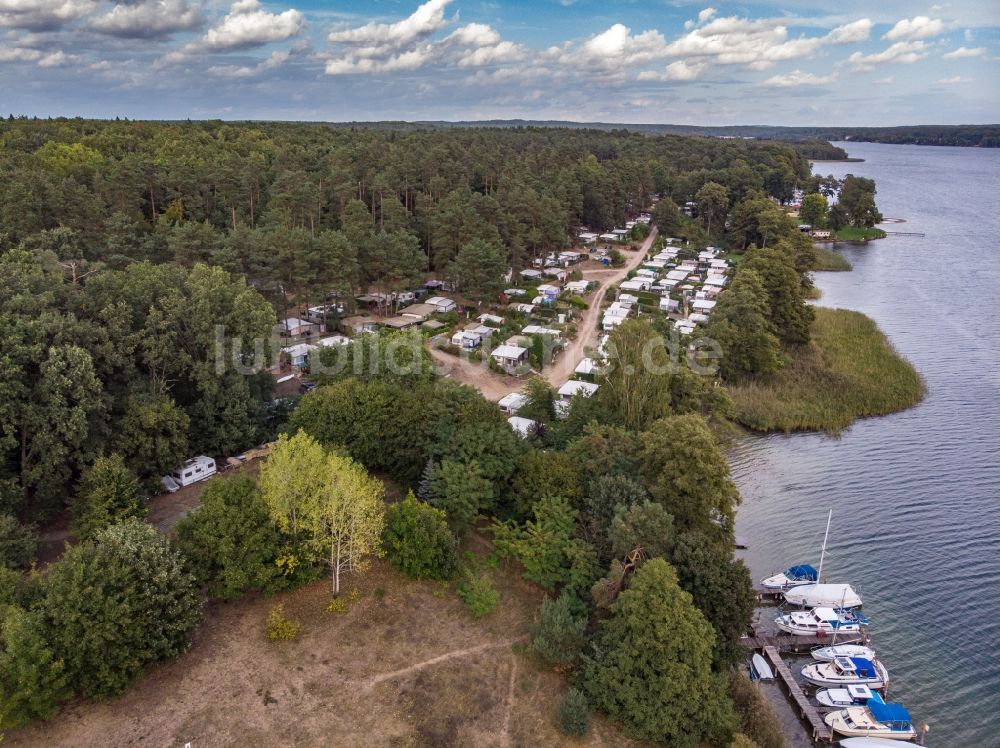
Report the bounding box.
[0,514,39,569]
[729,672,787,748]
[567,295,589,310]
[383,492,459,580]
[72,454,145,541]
[0,605,71,729]
[39,520,202,699]
[558,687,590,738]
[532,591,587,666]
[175,475,304,599]
[456,558,499,618]
[266,603,301,641]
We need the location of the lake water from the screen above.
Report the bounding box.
[731,142,1000,745]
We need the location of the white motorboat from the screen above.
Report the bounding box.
[801,657,889,688]
[749,653,774,681]
[784,583,863,609]
[775,607,870,636]
[839,738,920,747]
[816,684,880,708]
[813,643,876,662]
[825,700,916,740]
[760,563,818,590]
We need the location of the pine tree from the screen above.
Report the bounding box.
[417,457,437,502]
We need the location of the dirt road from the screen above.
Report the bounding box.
[434,227,658,401]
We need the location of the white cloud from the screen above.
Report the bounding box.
[0,0,96,30]
[38,49,76,67]
[847,41,929,71]
[874,76,894,84]
[823,19,872,44]
[937,75,971,84]
[763,69,837,87]
[0,42,42,62]
[327,0,450,52]
[203,0,303,51]
[637,60,705,82]
[208,48,289,77]
[90,0,203,39]
[883,16,944,42]
[942,46,986,59]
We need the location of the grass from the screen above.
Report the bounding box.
[831,226,887,241]
[728,308,925,433]
[812,246,852,272]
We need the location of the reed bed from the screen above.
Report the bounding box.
[729,308,925,433]
[812,246,853,271]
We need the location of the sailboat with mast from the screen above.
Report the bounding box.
[782,510,863,609]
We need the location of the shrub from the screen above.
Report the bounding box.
[567,295,588,310]
[0,514,39,569]
[532,591,587,666]
[39,520,202,699]
[558,688,590,738]
[0,605,71,729]
[175,475,302,599]
[456,558,499,618]
[72,454,145,541]
[266,603,301,641]
[729,671,787,748]
[383,492,459,580]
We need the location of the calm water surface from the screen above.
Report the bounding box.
[731,142,1000,745]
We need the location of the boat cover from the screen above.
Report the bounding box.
[788,564,818,581]
[868,701,912,726]
[849,658,878,677]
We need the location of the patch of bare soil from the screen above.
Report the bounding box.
[5,556,638,748]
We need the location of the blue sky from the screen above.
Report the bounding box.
[0,0,997,124]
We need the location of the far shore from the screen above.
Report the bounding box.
[809,157,865,163]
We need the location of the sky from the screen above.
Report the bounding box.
[0,0,997,125]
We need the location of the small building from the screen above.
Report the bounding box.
[692,299,717,314]
[575,357,598,377]
[479,313,504,326]
[380,316,421,330]
[810,229,832,239]
[504,288,527,297]
[558,380,599,400]
[400,303,437,321]
[522,324,561,338]
[451,330,483,349]
[519,269,544,281]
[635,268,658,278]
[703,274,728,288]
[277,317,319,337]
[422,319,448,332]
[498,392,528,415]
[611,228,628,239]
[644,259,668,270]
[425,296,457,314]
[559,251,584,264]
[544,268,568,283]
[507,416,540,439]
[666,270,689,282]
[565,280,590,295]
[317,335,350,348]
[341,315,377,335]
[578,232,598,244]
[689,313,710,325]
[491,344,529,373]
[659,297,680,313]
[620,278,651,292]
[509,302,536,314]
[305,304,338,324]
[536,283,562,298]
[675,319,696,335]
[282,342,317,368]
[599,232,617,241]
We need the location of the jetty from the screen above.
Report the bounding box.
[745,611,837,743]
[883,230,925,237]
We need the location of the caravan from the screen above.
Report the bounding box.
[171,456,217,487]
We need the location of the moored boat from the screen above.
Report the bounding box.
[838,738,920,747]
[825,700,916,740]
[749,652,774,681]
[812,643,876,661]
[775,606,870,636]
[760,563,818,590]
[784,583,863,609]
[801,656,889,688]
[816,684,881,708]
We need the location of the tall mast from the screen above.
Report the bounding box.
[817,509,833,581]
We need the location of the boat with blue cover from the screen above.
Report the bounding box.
[801,656,889,688]
[775,606,870,636]
[825,700,916,740]
[760,563,818,591]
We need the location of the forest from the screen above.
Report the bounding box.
[0,119,851,746]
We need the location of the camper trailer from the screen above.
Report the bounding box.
[171,456,217,487]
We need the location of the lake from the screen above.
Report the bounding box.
[731,142,1000,745]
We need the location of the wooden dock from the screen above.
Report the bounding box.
[762,645,833,743]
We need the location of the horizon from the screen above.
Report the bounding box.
[1,1,997,125]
